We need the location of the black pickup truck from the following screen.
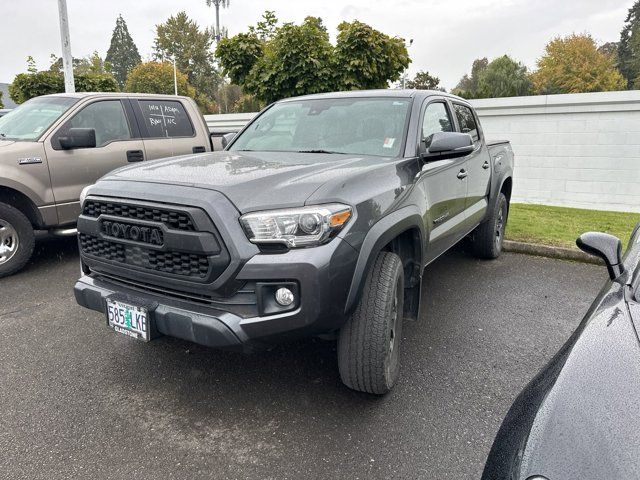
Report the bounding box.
[74,90,514,394]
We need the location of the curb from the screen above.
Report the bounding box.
[503,240,602,265]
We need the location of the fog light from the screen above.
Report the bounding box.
[275,287,295,306]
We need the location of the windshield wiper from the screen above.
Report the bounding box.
[0,133,6,138]
[297,149,344,154]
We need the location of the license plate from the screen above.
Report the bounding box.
[106,299,149,341]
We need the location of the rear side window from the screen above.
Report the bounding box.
[453,104,479,142]
[138,100,194,138]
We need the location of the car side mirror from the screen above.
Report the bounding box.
[424,131,474,160]
[221,132,236,149]
[59,128,97,150]
[576,232,624,280]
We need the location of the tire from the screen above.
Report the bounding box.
[338,251,404,395]
[0,203,35,278]
[472,192,508,259]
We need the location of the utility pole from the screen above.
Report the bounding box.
[57,0,75,93]
[207,0,229,43]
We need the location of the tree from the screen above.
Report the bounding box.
[153,11,219,99]
[476,55,532,98]
[452,58,488,98]
[0,91,4,109]
[406,71,443,90]
[531,34,626,94]
[124,61,195,98]
[216,12,410,104]
[619,1,640,88]
[50,51,111,75]
[598,42,619,61]
[334,20,409,90]
[106,15,142,88]
[9,71,117,104]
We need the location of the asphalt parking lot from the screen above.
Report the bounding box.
[0,236,604,480]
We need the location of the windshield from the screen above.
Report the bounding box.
[0,96,79,141]
[229,97,411,157]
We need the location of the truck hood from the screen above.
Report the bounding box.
[102,151,394,212]
[0,140,16,147]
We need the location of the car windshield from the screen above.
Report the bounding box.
[229,97,412,157]
[0,96,79,141]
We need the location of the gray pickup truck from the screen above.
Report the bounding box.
[0,93,213,277]
[74,89,514,394]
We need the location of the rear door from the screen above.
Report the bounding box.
[44,98,145,224]
[451,102,491,227]
[132,98,207,159]
[417,98,469,262]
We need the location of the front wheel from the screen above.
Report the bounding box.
[0,203,35,278]
[472,192,508,259]
[337,251,404,395]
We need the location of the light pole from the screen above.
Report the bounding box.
[172,57,178,96]
[402,38,414,89]
[57,0,75,93]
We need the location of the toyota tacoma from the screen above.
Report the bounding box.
[74,89,514,394]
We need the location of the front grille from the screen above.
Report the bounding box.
[79,234,210,278]
[78,198,230,288]
[83,200,195,231]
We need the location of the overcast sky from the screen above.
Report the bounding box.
[1,0,633,90]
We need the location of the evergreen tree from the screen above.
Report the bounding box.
[106,15,142,88]
[619,1,640,88]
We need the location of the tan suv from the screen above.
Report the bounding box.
[0,92,213,277]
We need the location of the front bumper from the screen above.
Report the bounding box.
[75,237,359,351]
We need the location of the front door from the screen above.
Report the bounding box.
[44,99,145,224]
[417,100,469,263]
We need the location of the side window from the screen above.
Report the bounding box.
[453,104,479,142]
[138,100,194,138]
[64,100,131,148]
[422,102,453,143]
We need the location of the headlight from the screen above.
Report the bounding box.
[240,204,352,248]
[79,185,92,206]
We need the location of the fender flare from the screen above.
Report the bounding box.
[344,205,426,315]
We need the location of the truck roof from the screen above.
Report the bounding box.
[279,89,466,103]
[37,92,192,101]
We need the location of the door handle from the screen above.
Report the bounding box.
[482,160,490,169]
[126,150,144,162]
[192,146,206,154]
[457,169,468,180]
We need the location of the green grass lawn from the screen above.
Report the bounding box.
[506,203,640,250]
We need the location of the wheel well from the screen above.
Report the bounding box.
[500,177,513,202]
[0,187,43,228]
[382,228,422,321]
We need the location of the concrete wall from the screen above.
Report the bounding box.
[206,90,640,213]
[470,91,640,213]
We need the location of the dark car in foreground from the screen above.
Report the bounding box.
[483,223,640,479]
[74,90,514,394]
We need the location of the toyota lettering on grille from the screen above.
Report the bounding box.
[101,220,164,246]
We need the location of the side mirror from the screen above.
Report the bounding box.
[221,132,236,149]
[576,232,624,280]
[59,128,97,150]
[424,131,474,160]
